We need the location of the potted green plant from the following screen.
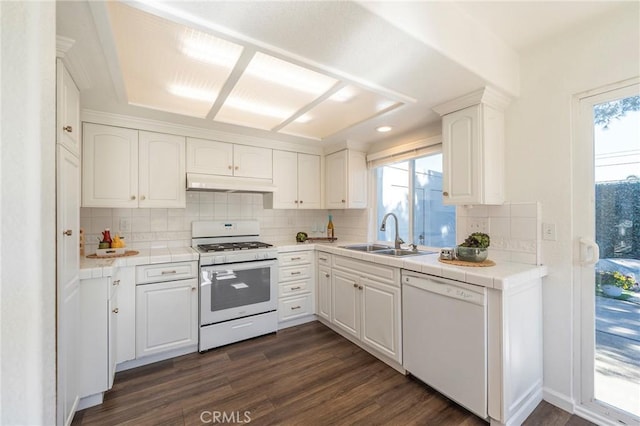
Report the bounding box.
[456,232,490,262]
[596,270,635,297]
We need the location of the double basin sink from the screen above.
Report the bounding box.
[340,244,435,257]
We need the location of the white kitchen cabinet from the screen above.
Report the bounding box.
[56,143,81,426]
[266,150,321,209]
[56,59,80,158]
[323,253,402,366]
[135,262,198,358]
[186,137,272,180]
[277,250,316,328]
[114,266,135,364]
[79,276,118,401]
[434,87,509,205]
[325,149,367,209]
[316,253,332,322]
[83,124,186,208]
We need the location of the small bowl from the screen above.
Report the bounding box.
[456,246,488,262]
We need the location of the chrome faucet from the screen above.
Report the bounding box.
[380,213,404,249]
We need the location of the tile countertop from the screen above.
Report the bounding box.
[281,243,548,291]
[79,247,199,279]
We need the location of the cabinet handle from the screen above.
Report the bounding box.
[113,280,120,286]
[63,125,73,132]
[131,195,136,200]
[319,257,327,261]
[290,286,301,290]
[62,229,73,236]
[161,270,177,275]
[291,257,301,261]
[353,283,358,288]
[358,285,363,290]
[140,195,146,201]
[325,273,330,278]
[291,271,301,276]
[442,191,449,197]
[112,308,119,314]
[291,306,301,310]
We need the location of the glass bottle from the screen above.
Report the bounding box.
[327,215,334,239]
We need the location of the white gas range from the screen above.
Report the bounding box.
[192,221,278,351]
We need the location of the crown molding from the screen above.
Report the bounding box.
[56,35,93,90]
[56,35,75,58]
[432,86,512,116]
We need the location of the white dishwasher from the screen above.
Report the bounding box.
[402,271,488,419]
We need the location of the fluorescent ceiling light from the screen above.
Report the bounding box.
[168,85,217,102]
[376,125,393,133]
[224,96,292,119]
[295,115,313,124]
[330,87,355,102]
[245,52,337,96]
[181,32,244,67]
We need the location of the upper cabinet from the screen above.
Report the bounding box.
[434,87,510,205]
[265,150,321,209]
[325,149,367,209]
[82,123,185,208]
[56,59,80,158]
[186,138,272,180]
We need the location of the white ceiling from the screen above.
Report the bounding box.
[56,1,629,149]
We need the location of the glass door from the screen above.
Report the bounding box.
[574,81,640,424]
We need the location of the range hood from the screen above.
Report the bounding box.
[186,173,276,193]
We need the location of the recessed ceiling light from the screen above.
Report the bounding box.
[376,125,393,133]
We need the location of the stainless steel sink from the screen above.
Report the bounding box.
[340,244,393,252]
[375,249,436,257]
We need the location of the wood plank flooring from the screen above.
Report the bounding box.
[72,321,593,425]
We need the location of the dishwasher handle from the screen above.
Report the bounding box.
[402,273,486,306]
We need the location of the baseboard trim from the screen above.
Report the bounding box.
[278,315,317,330]
[491,385,542,426]
[542,387,575,413]
[116,345,197,372]
[77,393,103,411]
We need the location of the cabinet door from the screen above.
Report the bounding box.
[108,284,118,389]
[136,279,198,358]
[317,265,332,321]
[186,138,233,176]
[56,60,80,157]
[347,151,367,208]
[79,277,109,397]
[56,145,80,425]
[360,278,401,363]
[442,105,481,205]
[297,153,321,209]
[114,267,136,364]
[331,270,359,338]
[233,145,273,179]
[271,150,298,208]
[82,123,138,208]
[325,150,347,209]
[138,131,186,208]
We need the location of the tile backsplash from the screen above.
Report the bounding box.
[81,192,369,253]
[456,202,541,265]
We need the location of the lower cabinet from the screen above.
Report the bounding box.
[320,252,402,367]
[114,266,136,364]
[277,249,315,327]
[79,276,119,399]
[135,277,198,358]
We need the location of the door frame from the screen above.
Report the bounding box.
[571,77,640,425]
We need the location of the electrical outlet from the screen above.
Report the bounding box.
[468,218,489,233]
[542,223,556,241]
[119,217,131,233]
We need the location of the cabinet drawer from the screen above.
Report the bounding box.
[279,279,311,297]
[278,294,313,321]
[332,255,398,285]
[317,252,331,266]
[136,261,197,284]
[279,251,312,267]
[279,264,312,282]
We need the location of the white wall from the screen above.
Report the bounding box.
[504,3,640,408]
[0,2,57,424]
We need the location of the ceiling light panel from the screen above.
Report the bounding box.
[280,85,401,139]
[106,2,243,118]
[215,52,337,130]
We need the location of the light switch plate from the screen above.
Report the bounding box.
[542,223,556,241]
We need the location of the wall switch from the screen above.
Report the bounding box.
[468,218,489,233]
[119,217,131,233]
[542,223,556,241]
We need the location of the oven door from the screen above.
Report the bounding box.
[200,259,277,325]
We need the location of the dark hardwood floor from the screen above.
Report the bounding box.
[72,321,593,425]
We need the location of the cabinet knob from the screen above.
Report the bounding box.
[325,273,330,278]
[113,280,120,286]
[353,283,358,288]
[131,195,136,200]
[299,200,303,204]
[62,229,73,236]
[112,308,119,314]
[191,287,196,291]
[235,166,239,170]
[63,125,73,133]
[140,195,146,201]
[442,191,449,197]
[294,200,298,204]
[228,165,232,170]
[341,199,346,203]
[358,285,363,290]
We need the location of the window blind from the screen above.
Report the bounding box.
[366,135,442,168]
